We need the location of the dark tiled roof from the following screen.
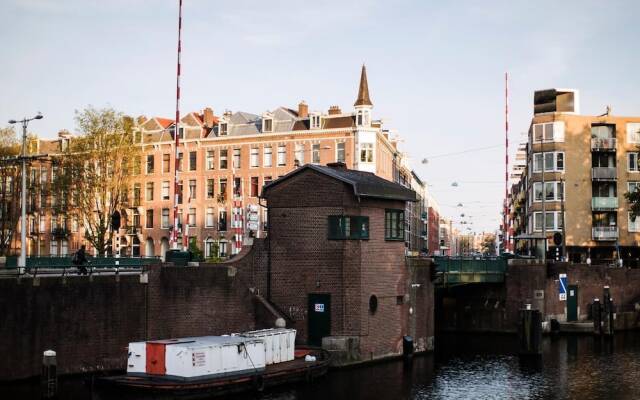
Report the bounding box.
[323,115,354,129]
[263,163,416,202]
[354,65,373,107]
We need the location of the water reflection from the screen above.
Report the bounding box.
[3,333,640,399]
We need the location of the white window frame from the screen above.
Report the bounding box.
[532,152,564,172]
[206,208,215,228]
[533,181,564,202]
[263,146,272,167]
[250,147,259,168]
[206,150,215,170]
[310,114,321,129]
[337,142,345,163]
[312,144,320,164]
[161,208,170,229]
[629,212,640,232]
[277,145,286,166]
[295,143,304,164]
[162,181,170,200]
[219,122,228,136]
[533,122,564,143]
[263,118,273,133]
[233,148,241,169]
[360,143,374,163]
[629,182,640,194]
[628,152,639,172]
[533,211,563,232]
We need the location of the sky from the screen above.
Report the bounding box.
[2,0,640,233]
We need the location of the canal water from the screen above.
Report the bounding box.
[4,333,640,399]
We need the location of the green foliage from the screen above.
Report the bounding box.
[625,187,640,222]
[481,233,497,255]
[188,240,204,262]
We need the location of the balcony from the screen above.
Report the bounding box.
[592,197,618,211]
[51,227,69,239]
[592,167,617,181]
[591,137,616,151]
[592,226,618,241]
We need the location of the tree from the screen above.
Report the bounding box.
[626,186,640,222]
[481,233,497,255]
[59,107,140,256]
[0,127,20,256]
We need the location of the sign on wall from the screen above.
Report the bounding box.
[314,303,325,312]
[558,273,567,301]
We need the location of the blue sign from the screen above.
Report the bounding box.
[559,273,567,301]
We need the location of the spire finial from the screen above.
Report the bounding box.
[354,64,373,107]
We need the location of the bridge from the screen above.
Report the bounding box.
[434,257,507,287]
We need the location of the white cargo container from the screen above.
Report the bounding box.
[240,329,296,365]
[126,336,266,381]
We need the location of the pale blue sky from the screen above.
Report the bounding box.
[2,0,639,232]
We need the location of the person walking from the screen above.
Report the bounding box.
[73,245,88,275]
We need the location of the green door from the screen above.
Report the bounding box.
[308,294,331,346]
[567,285,578,322]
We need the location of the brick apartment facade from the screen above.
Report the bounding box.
[4,66,435,260]
[262,163,434,359]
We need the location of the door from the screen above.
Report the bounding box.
[567,285,578,322]
[308,294,331,346]
[146,343,166,375]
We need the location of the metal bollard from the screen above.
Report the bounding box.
[41,350,57,399]
[602,287,613,336]
[592,298,601,335]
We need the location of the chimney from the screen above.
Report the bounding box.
[223,110,233,119]
[328,105,342,115]
[203,107,215,128]
[327,162,347,170]
[298,101,308,119]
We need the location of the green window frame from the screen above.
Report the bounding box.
[328,216,369,240]
[385,209,405,241]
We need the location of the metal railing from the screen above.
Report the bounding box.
[2,255,161,277]
[592,197,618,211]
[591,137,616,151]
[592,227,618,241]
[592,167,617,180]
[434,256,507,285]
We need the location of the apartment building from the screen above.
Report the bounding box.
[512,88,640,264]
[8,66,434,260]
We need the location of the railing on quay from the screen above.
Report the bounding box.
[2,255,161,278]
[434,256,508,286]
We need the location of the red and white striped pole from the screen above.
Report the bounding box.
[172,0,183,250]
[504,72,509,253]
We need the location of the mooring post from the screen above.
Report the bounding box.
[518,304,542,356]
[602,286,613,336]
[41,349,57,399]
[592,298,601,336]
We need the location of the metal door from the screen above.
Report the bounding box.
[308,293,331,346]
[145,342,166,375]
[567,285,578,322]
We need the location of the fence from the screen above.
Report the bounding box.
[2,255,160,277]
[434,257,507,285]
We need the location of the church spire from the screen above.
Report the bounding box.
[354,64,373,107]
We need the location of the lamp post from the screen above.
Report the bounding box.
[8,113,44,270]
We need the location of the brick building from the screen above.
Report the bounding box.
[262,162,434,360]
[6,66,444,259]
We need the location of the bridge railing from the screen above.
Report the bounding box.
[434,257,507,285]
[2,255,161,277]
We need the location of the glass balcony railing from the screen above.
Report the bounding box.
[592,167,617,180]
[591,137,616,151]
[592,197,618,210]
[592,226,618,240]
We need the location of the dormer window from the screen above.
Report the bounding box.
[310,114,321,129]
[219,122,228,136]
[357,111,363,126]
[169,126,184,139]
[356,110,370,127]
[263,118,273,133]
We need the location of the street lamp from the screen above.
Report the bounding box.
[8,112,44,271]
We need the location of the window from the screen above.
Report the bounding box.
[233,177,242,197]
[219,210,227,231]
[133,156,141,175]
[277,145,286,166]
[207,179,215,199]
[533,181,564,201]
[133,183,141,206]
[189,151,197,171]
[629,182,640,194]
[250,147,259,168]
[627,123,640,144]
[533,211,563,231]
[161,208,170,229]
[628,152,639,172]
[188,208,196,227]
[219,179,227,201]
[220,149,228,169]
[206,150,215,170]
[533,152,564,172]
[177,180,183,204]
[592,124,615,139]
[328,216,370,240]
[163,154,170,173]
[264,146,272,167]
[263,118,273,132]
[162,181,170,200]
[337,142,345,163]
[385,209,405,240]
[206,208,215,227]
[311,114,321,129]
[219,123,228,136]
[251,177,259,197]
[189,179,196,200]
[39,216,46,233]
[295,144,304,165]
[629,212,640,232]
[533,122,564,142]
[360,143,373,163]
[233,148,241,169]
[263,176,272,187]
[357,111,363,126]
[205,239,215,258]
[50,240,58,256]
[146,154,154,174]
[146,182,154,201]
[177,152,183,172]
[312,144,320,164]
[146,209,154,228]
[219,240,228,257]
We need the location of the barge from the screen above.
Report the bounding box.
[96,329,330,398]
